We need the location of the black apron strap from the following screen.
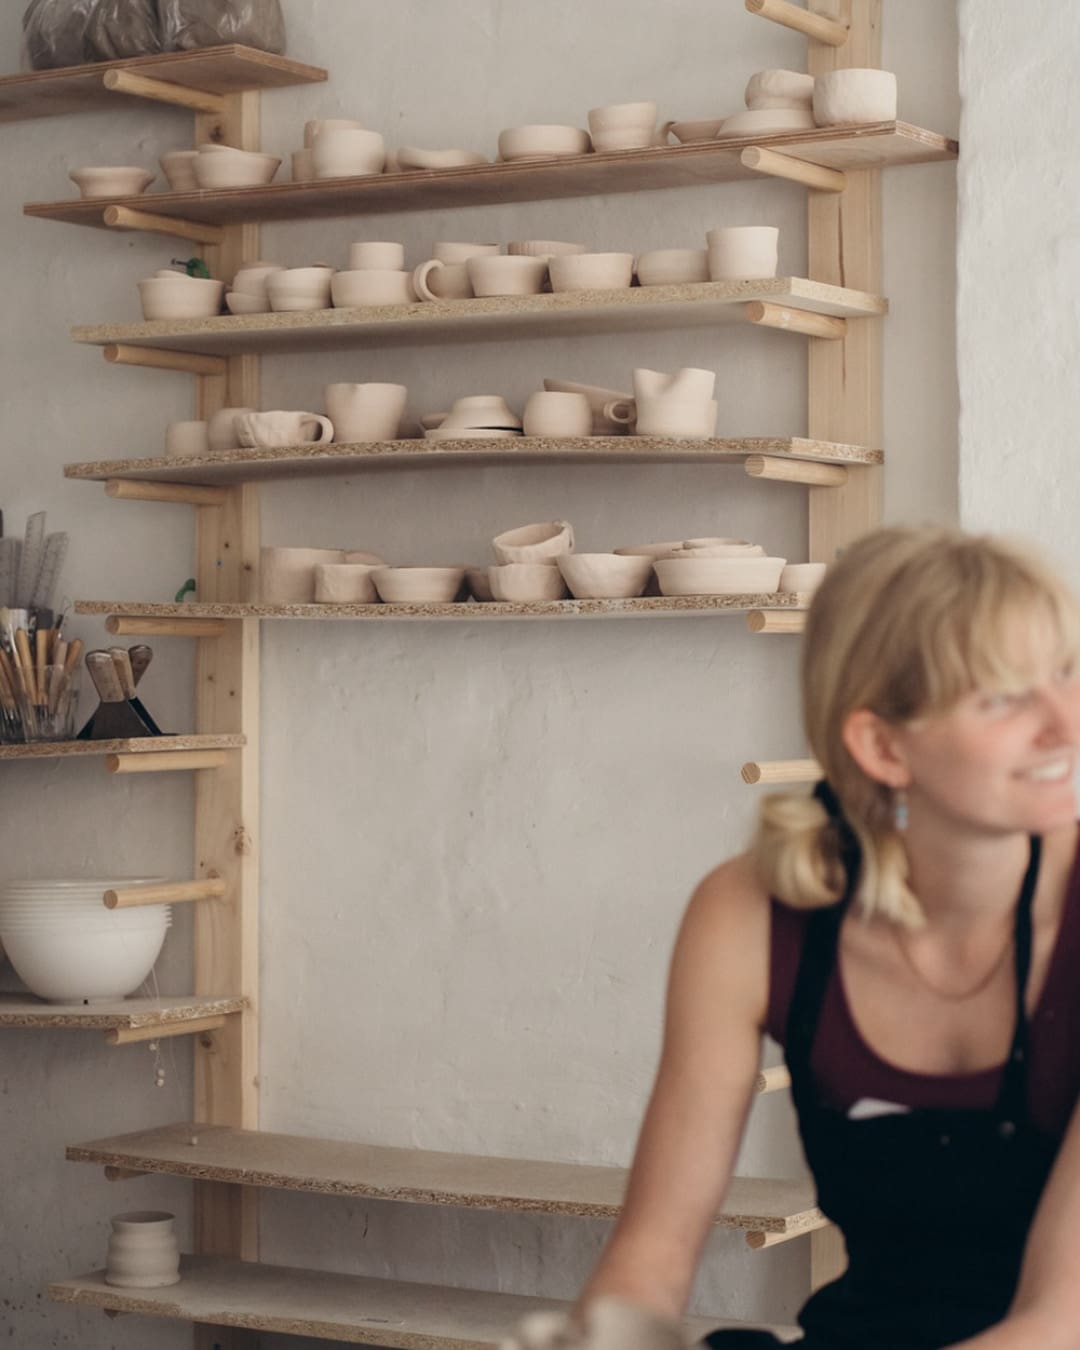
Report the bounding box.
[995,834,1041,1127]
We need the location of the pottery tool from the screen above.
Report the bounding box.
[14,511,45,610]
[0,538,18,608]
[108,644,164,734]
[78,645,165,740]
[30,532,68,612]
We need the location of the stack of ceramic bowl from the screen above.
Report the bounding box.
[226,261,285,315]
[488,520,575,600]
[652,539,787,596]
[423,395,523,441]
[137,270,224,320]
[0,878,170,1002]
[717,69,817,138]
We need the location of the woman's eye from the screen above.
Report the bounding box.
[980,691,1022,712]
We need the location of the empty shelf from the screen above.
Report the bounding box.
[0,994,244,1031]
[0,734,244,761]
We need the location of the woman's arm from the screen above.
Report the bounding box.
[947,1096,1080,1350]
[575,853,771,1320]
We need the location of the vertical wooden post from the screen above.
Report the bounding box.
[192,91,261,1350]
[807,0,883,563]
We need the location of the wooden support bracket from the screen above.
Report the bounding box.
[102,67,225,116]
[105,616,227,638]
[106,749,229,774]
[104,344,228,377]
[746,301,847,340]
[104,1165,149,1181]
[745,0,849,46]
[103,205,225,247]
[755,1065,792,1094]
[105,1014,227,1046]
[106,480,228,507]
[105,879,227,909]
[745,454,848,487]
[741,146,847,194]
[741,759,821,785]
[747,611,807,635]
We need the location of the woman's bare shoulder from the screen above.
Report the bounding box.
[687,851,771,925]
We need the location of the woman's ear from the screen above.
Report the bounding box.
[841,708,911,789]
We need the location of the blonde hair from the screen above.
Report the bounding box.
[751,525,1080,926]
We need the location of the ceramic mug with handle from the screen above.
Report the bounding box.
[234,410,334,448]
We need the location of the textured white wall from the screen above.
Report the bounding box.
[0,3,957,1346]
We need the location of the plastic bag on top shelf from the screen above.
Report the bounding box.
[22,0,94,70]
[85,0,162,60]
[157,0,287,54]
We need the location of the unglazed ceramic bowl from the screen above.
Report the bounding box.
[744,70,816,111]
[396,146,488,169]
[557,552,653,599]
[69,166,155,199]
[548,252,635,292]
[259,547,345,602]
[466,255,548,297]
[668,119,724,143]
[813,68,898,126]
[498,125,591,161]
[136,276,224,320]
[225,291,267,315]
[780,562,827,593]
[231,262,286,298]
[488,563,568,601]
[654,555,786,596]
[706,226,780,281]
[267,266,334,312]
[192,147,281,189]
[372,566,466,603]
[716,108,817,138]
[314,563,380,603]
[543,378,634,435]
[159,150,199,191]
[657,539,765,559]
[492,520,575,564]
[312,127,386,178]
[635,248,709,286]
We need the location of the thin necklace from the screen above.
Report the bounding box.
[893,918,1016,1002]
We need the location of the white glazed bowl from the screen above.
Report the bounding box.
[813,69,898,126]
[488,563,568,602]
[654,556,786,595]
[557,553,653,599]
[159,150,200,191]
[780,562,827,593]
[137,276,224,320]
[548,252,635,292]
[3,924,168,1001]
[69,166,155,199]
[372,567,466,603]
[492,520,575,564]
[635,248,709,286]
[193,148,281,189]
[498,125,591,161]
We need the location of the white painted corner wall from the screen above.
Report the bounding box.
[0,3,957,1348]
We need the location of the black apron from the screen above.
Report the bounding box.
[706,833,1061,1349]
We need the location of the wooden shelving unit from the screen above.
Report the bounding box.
[24,120,954,227]
[0,733,242,761]
[0,995,244,1034]
[50,1257,800,1347]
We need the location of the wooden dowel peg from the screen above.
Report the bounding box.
[107,750,229,774]
[105,879,227,909]
[755,1065,792,1094]
[741,759,821,785]
[741,146,847,194]
[103,205,225,247]
[747,610,807,635]
[745,455,848,486]
[745,302,847,340]
[105,480,228,507]
[104,1165,149,1181]
[102,67,225,116]
[105,616,226,638]
[105,1014,227,1046]
[103,345,228,377]
[747,1214,829,1249]
[744,0,849,46]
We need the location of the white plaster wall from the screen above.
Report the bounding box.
[0,2,957,1346]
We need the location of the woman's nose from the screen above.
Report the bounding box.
[1036,684,1080,743]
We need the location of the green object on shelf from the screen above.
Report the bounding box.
[174,578,196,602]
[172,257,211,279]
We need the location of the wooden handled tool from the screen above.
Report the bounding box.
[85,650,125,702]
[108,647,137,700]
[14,628,35,704]
[128,645,153,686]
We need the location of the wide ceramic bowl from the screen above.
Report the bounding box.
[137,276,225,321]
[488,563,568,602]
[716,108,817,138]
[635,248,709,286]
[3,923,168,1001]
[498,125,591,161]
[396,146,488,169]
[654,555,786,595]
[657,538,765,559]
[69,166,155,199]
[193,147,281,189]
[492,520,575,564]
[557,552,653,599]
[549,252,635,292]
[226,291,268,315]
[668,119,724,143]
[372,566,465,603]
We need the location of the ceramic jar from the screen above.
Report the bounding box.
[105,1211,181,1288]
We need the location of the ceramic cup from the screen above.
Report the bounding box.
[348,241,406,270]
[548,252,635,292]
[634,396,718,439]
[587,100,658,151]
[635,248,709,286]
[304,117,363,148]
[260,547,346,602]
[165,420,210,456]
[331,269,415,307]
[324,382,408,442]
[706,226,780,280]
[522,392,592,438]
[105,1211,181,1289]
[813,69,898,126]
[291,148,315,181]
[433,241,501,264]
[466,255,547,297]
[234,410,334,448]
[314,562,380,603]
[207,406,257,453]
[412,259,474,301]
[312,127,386,178]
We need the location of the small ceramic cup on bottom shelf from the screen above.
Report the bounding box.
[706,226,780,281]
[165,420,210,456]
[105,1211,181,1289]
[522,391,593,438]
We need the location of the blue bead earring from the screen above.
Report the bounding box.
[894,787,909,833]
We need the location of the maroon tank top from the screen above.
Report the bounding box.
[767,833,1080,1140]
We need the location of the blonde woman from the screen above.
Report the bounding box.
[571,526,1080,1350]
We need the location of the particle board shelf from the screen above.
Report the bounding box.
[0,46,327,123]
[76,595,809,624]
[66,435,883,486]
[71,278,887,357]
[49,1257,800,1347]
[24,121,956,225]
[0,733,244,761]
[65,1121,822,1236]
[0,994,244,1031]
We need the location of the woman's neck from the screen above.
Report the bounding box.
[901,806,1033,931]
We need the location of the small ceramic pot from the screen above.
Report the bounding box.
[267,267,334,313]
[706,226,780,281]
[207,407,257,454]
[304,117,363,148]
[136,276,224,321]
[159,150,199,191]
[466,255,548,297]
[548,252,635,292]
[522,391,592,438]
[396,146,487,169]
[744,69,816,111]
[70,166,155,199]
[780,563,827,593]
[813,69,897,126]
[234,411,334,448]
[165,420,209,456]
[331,269,415,307]
[635,248,709,286]
[312,127,386,178]
[226,291,267,315]
[314,563,380,603]
[587,100,658,151]
[489,563,568,601]
[348,241,406,270]
[231,262,285,300]
[260,547,346,603]
[372,566,466,603]
[324,382,408,442]
[498,125,591,160]
[192,147,280,189]
[557,552,653,599]
[105,1211,181,1289]
[492,520,574,564]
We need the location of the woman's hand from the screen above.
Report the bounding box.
[501,1298,685,1350]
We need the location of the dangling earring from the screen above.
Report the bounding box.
[893,787,909,833]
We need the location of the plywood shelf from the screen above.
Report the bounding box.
[24,121,955,225]
[49,1257,799,1347]
[0,46,326,123]
[65,435,883,486]
[0,995,244,1031]
[75,596,809,624]
[71,278,887,357]
[0,734,244,761]
[65,1121,822,1236]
